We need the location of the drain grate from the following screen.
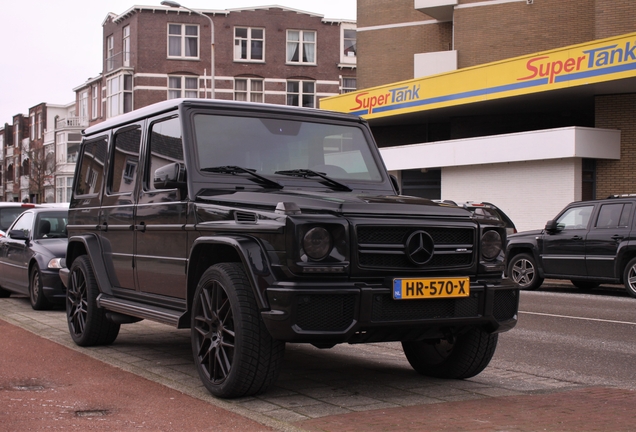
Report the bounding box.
[75,410,109,417]
[12,385,45,391]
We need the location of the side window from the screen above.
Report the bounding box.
[596,203,632,228]
[147,117,184,191]
[556,205,594,230]
[9,212,34,238]
[108,126,142,194]
[75,136,108,196]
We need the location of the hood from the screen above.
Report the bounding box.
[33,238,68,257]
[196,189,472,219]
[508,228,544,239]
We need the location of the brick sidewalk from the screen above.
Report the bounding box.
[296,387,636,431]
[2,295,635,431]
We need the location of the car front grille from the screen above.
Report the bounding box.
[356,226,474,270]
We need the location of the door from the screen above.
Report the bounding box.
[99,124,143,291]
[541,204,594,278]
[1,211,34,292]
[586,202,633,279]
[134,115,188,298]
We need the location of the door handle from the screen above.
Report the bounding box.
[611,234,624,241]
[97,222,108,232]
[134,223,146,232]
[571,235,583,240]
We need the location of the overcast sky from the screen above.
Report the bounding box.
[0,0,356,125]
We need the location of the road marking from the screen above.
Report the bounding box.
[520,310,636,326]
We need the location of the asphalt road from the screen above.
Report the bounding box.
[492,281,636,389]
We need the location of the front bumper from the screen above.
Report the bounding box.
[41,269,66,304]
[261,278,519,344]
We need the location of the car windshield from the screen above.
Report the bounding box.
[193,114,383,182]
[0,208,27,231]
[35,212,68,239]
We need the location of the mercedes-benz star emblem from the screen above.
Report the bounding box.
[405,230,434,265]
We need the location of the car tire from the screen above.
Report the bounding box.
[66,255,120,346]
[0,286,11,298]
[402,327,498,379]
[570,280,600,290]
[508,253,544,290]
[623,257,636,298]
[191,263,285,398]
[30,265,53,310]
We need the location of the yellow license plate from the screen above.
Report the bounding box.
[393,277,470,299]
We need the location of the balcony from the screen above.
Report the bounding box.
[414,0,457,21]
[56,117,88,129]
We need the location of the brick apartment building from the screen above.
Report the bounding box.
[73,4,357,128]
[321,0,636,231]
[0,4,356,204]
[1,103,82,203]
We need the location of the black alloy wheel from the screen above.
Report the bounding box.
[192,263,284,398]
[66,255,120,346]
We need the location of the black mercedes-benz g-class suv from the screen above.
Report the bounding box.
[59,99,518,398]
[506,195,636,295]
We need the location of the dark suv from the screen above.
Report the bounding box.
[506,195,636,295]
[59,99,518,398]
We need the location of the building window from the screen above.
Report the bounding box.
[56,177,73,203]
[56,132,66,164]
[37,113,42,139]
[342,28,357,59]
[91,85,99,119]
[286,30,316,64]
[80,91,89,119]
[341,77,357,93]
[107,35,114,71]
[123,25,130,67]
[107,74,133,118]
[168,76,198,99]
[168,24,199,58]
[234,78,263,102]
[287,80,315,107]
[7,164,14,182]
[30,114,35,140]
[234,27,264,61]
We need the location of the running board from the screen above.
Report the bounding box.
[97,294,184,327]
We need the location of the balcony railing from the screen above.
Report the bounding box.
[56,117,88,129]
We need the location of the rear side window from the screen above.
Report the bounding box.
[75,136,108,196]
[108,126,142,194]
[0,208,26,231]
[596,203,632,228]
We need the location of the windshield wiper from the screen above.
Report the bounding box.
[275,169,352,192]
[201,166,283,189]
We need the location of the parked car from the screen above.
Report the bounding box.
[506,194,636,296]
[0,207,68,309]
[59,98,518,399]
[436,200,517,235]
[0,202,38,238]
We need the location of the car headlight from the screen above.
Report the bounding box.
[481,230,502,261]
[48,258,63,269]
[302,227,332,261]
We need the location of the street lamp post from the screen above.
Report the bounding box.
[161,0,215,99]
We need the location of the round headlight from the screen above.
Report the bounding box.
[303,227,332,260]
[481,230,502,261]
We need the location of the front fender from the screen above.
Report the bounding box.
[189,235,277,310]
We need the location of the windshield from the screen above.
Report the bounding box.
[193,114,383,182]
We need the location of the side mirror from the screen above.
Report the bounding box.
[545,220,558,232]
[9,230,29,241]
[154,162,187,190]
